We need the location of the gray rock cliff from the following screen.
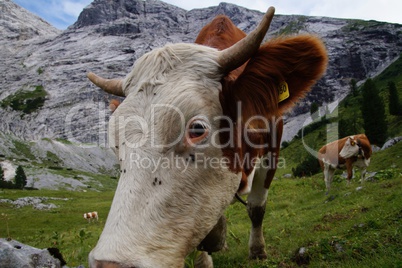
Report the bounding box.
[1,0,402,144]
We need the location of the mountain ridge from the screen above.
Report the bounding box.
[1,0,60,41]
[1,0,402,144]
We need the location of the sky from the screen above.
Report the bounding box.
[13,0,402,30]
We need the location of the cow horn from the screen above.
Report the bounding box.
[217,6,275,73]
[87,72,125,97]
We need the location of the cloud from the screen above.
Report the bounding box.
[62,0,92,18]
[13,0,91,29]
[13,0,402,30]
[267,0,402,23]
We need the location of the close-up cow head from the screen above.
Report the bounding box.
[87,6,328,268]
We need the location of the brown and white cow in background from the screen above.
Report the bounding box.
[87,6,328,268]
[318,134,372,194]
[83,211,98,222]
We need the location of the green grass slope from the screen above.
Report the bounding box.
[278,54,402,177]
[0,189,114,266]
[1,166,400,267]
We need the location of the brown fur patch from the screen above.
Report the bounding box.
[195,16,328,193]
[109,99,120,112]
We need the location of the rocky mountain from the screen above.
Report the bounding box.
[0,131,118,190]
[0,0,60,40]
[1,0,402,144]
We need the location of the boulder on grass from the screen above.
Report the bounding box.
[0,238,62,268]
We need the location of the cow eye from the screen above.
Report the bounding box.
[188,121,208,139]
[186,118,210,144]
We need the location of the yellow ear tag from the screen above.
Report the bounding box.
[278,81,290,103]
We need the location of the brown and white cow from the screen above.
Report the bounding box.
[318,134,372,193]
[84,211,99,222]
[87,7,328,268]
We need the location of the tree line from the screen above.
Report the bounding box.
[342,79,400,145]
[312,79,400,146]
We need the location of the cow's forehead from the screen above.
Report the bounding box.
[110,44,225,152]
[115,44,224,123]
[122,43,222,96]
[112,81,223,150]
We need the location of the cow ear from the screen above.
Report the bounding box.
[222,35,328,117]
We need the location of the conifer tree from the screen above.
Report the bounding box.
[15,165,27,189]
[310,102,319,120]
[338,118,354,138]
[388,81,401,115]
[350,79,358,97]
[0,164,4,188]
[361,79,387,145]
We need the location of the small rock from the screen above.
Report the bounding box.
[365,172,378,182]
[33,203,58,210]
[371,145,381,152]
[381,136,402,150]
[334,243,344,252]
[325,195,336,203]
[299,247,307,255]
[293,247,310,266]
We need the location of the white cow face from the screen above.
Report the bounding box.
[339,136,359,159]
[86,8,290,267]
[88,44,242,268]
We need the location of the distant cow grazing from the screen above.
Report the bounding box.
[83,211,98,222]
[318,134,372,193]
[87,6,328,268]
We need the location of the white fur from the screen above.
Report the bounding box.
[237,166,256,195]
[322,155,371,193]
[246,157,269,257]
[339,136,359,159]
[122,43,222,96]
[247,157,269,207]
[323,161,335,191]
[89,43,241,267]
[354,157,371,182]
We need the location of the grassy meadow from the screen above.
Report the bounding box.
[0,189,114,266]
[215,166,402,268]
[1,152,401,267]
